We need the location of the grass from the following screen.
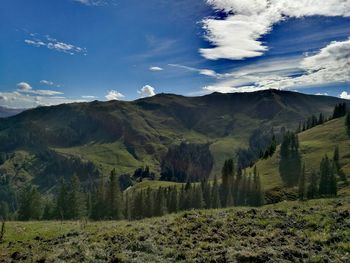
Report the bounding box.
[0,197,349,262]
[249,117,350,190]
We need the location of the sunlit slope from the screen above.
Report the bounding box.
[253,117,350,190]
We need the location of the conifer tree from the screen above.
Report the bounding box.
[279,132,302,186]
[68,174,86,219]
[18,185,42,220]
[92,175,106,220]
[56,178,69,220]
[201,180,211,209]
[211,175,221,209]
[107,169,122,220]
[307,171,318,199]
[298,164,306,200]
[168,187,178,213]
[192,186,205,209]
[251,167,264,206]
[346,113,350,137]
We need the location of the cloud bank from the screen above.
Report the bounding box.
[201,0,350,60]
[202,38,350,93]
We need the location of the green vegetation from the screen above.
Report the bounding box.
[251,117,350,190]
[0,197,349,262]
[0,90,344,195]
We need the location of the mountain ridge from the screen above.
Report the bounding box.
[0,89,348,191]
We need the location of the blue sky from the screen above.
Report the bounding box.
[1,0,350,108]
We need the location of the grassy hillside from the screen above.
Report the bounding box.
[251,117,350,190]
[0,197,349,262]
[0,90,347,190]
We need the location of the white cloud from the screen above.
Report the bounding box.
[40,80,54,86]
[201,0,350,60]
[82,95,98,99]
[73,0,111,6]
[17,82,32,91]
[340,91,350,99]
[200,38,350,94]
[168,63,228,78]
[138,85,156,98]
[25,34,87,55]
[16,82,63,96]
[105,90,125,100]
[149,66,164,71]
[0,95,8,101]
[0,91,85,109]
[315,92,329,96]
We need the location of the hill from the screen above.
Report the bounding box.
[0,197,349,262]
[0,90,347,191]
[250,116,350,191]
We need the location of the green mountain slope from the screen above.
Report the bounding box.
[0,90,347,190]
[252,117,350,191]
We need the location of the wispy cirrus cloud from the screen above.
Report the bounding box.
[24,34,87,56]
[149,66,164,71]
[201,38,350,93]
[201,0,350,60]
[73,0,116,6]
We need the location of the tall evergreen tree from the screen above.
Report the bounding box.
[307,171,318,199]
[211,175,221,209]
[92,175,106,220]
[18,185,42,221]
[56,178,69,220]
[298,164,306,200]
[279,132,302,186]
[221,159,235,207]
[251,166,264,206]
[107,169,123,220]
[68,174,86,219]
[319,155,337,197]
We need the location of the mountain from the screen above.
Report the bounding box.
[0,89,347,191]
[0,106,24,118]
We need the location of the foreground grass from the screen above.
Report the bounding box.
[1,197,349,263]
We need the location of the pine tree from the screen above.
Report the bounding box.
[0,201,9,220]
[68,175,86,220]
[201,180,211,209]
[221,159,235,207]
[211,175,221,209]
[298,164,306,200]
[154,187,167,216]
[251,167,264,206]
[107,169,123,220]
[18,185,42,221]
[279,132,302,186]
[56,178,69,220]
[192,186,205,209]
[329,163,337,196]
[307,171,318,199]
[168,187,178,213]
[92,175,106,220]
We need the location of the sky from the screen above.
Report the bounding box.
[1,0,350,108]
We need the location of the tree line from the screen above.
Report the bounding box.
[1,162,264,221]
[298,146,347,200]
[296,103,347,133]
